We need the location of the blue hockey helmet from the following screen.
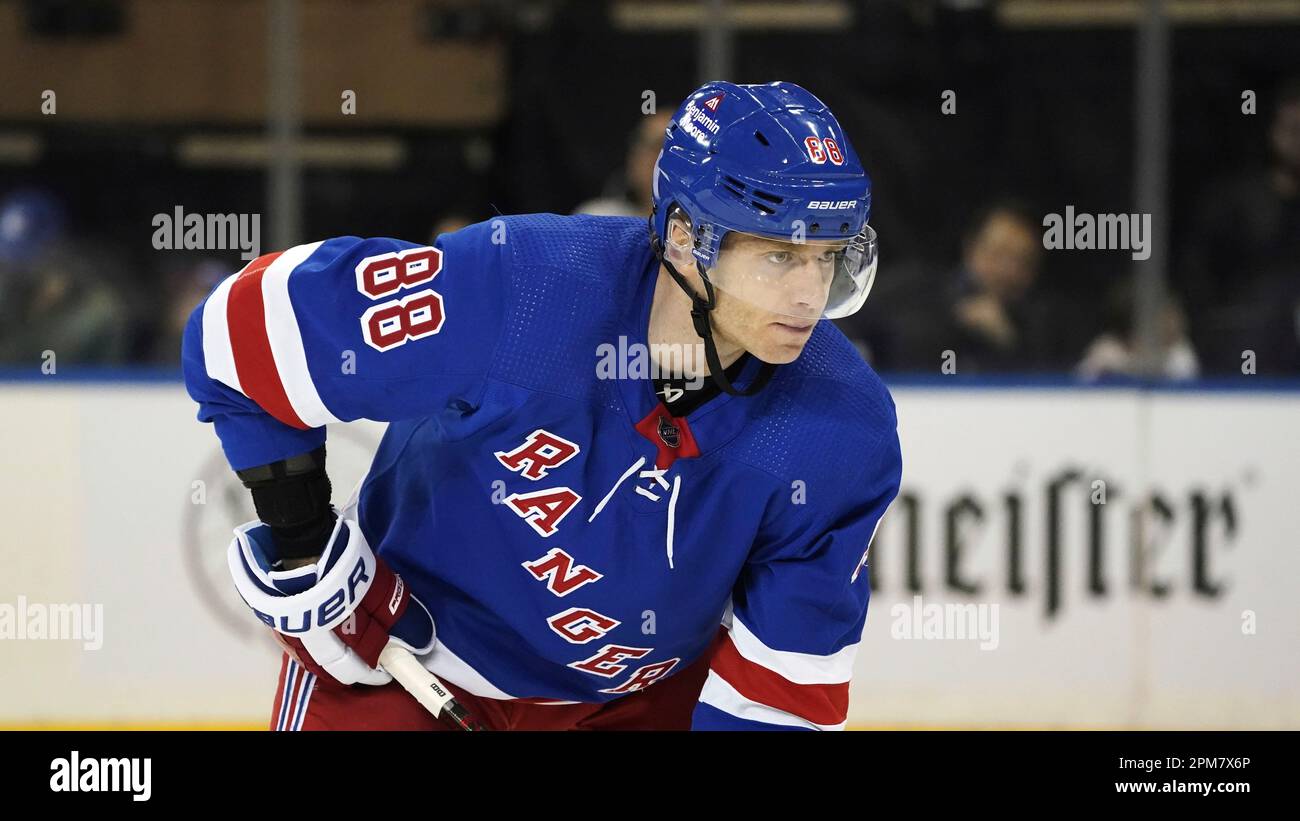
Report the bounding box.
[650,81,877,322]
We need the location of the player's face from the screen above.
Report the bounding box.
[707,287,811,365]
[709,235,839,363]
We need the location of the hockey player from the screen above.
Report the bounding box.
[182,81,902,730]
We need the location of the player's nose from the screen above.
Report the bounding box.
[785,258,829,312]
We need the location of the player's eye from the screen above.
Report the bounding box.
[765,251,793,265]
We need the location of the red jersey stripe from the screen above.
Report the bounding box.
[226,250,309,430]
[710,631,849,726]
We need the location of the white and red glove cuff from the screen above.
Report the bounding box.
[228,514,378,634]
[227,514,435,685]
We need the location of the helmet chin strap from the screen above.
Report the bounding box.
[650,218,777,397]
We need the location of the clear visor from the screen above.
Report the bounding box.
[706,225,878,321]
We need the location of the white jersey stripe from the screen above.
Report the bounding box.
[260,241,341,427]
[730,614,859,685]
[698,671,844,731]
[201,271,243,394]
[422,638,576,704]
[291,672,316,731]
[276,660,298,732]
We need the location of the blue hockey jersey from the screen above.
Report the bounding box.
[182,214,902,730]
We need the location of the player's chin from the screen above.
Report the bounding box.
[753,321,816,363]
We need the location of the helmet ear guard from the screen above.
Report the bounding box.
[665,211,694,260]
[653,204,702,273]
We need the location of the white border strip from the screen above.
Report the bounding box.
[729,614,858,685]
[200,271,244,394]
[698,670,842,731]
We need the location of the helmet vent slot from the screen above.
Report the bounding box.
[753,130,770,146]
[752,189,783,204]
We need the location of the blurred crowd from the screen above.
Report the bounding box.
[0,189,228,366]
[837,74,1300,378]
[1,77,1297,378]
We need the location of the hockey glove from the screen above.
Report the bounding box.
[227,511,435,685]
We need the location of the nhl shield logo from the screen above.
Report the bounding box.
[657,416,681,449]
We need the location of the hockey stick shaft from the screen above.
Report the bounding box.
[378,642,485,731]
